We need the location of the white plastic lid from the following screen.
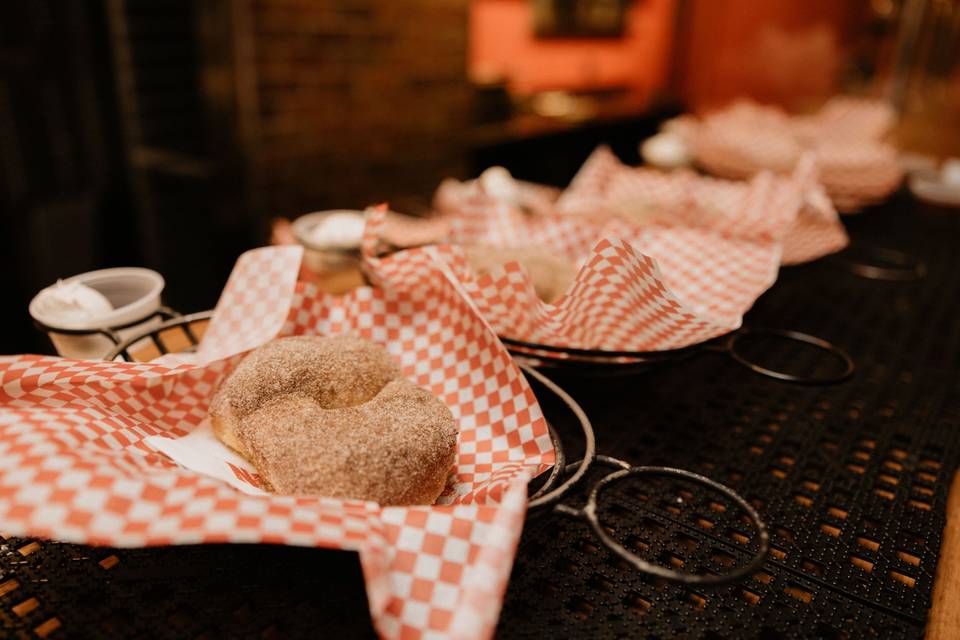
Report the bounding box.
[29,267,165,331]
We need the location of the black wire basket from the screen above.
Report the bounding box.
[104,310,772,587]
[500,327,855,384]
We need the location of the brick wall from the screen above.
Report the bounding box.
[245,0,473,218]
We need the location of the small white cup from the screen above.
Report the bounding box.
[29,268,165,360]
[291,210,365,273]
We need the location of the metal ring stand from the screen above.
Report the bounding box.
[104,310,210,361]
[519,363,770,586]
[527,421,567,504]
[504,327,856,385]
[520,364,597,510]
[501,336,695,362]
[35,306,184,353]
[722,328,855,385]
[564,458,770,586]
[829,245,927,282]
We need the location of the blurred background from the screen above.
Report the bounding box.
[2,0,959,354]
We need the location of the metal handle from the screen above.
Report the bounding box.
[718,328,855,385]
[830,245,926,282]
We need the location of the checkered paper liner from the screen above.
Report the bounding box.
[369,195,781,352]
[796,95,896,144]
[0,245,556,640]
[556,146,848,266]
[684,98,903,212]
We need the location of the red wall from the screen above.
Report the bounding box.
[470,0,677,97]
[677,0,871,111]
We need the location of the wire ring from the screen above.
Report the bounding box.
[831,246,926,282]
[725,328,855,385]
[519,364,597,510]
[528,422,567,502]
[509,352,670,377]
[500,335,700,361]
[505,328,854,387]
[582,464,770,586]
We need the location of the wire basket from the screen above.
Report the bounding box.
[104,310,772,587]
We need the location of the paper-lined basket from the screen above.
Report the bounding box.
[556,146,848,266]
[0,245,554,640]
[364,197,780,352]
[682,97,902,212]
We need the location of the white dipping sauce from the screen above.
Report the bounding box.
[941,158,960,187]
[33,281,114,325]
[641,132,692,169]
[478,166,520,204]
[306,212,366,249]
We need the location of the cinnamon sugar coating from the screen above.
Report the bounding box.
[208,336,457,504]
[240,381,457,504]
[210,335,400,423]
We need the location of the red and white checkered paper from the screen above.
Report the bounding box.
[684,97,902,212]
[556,146,848,266]
[391,183,781,351]
[0,244,555,640]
